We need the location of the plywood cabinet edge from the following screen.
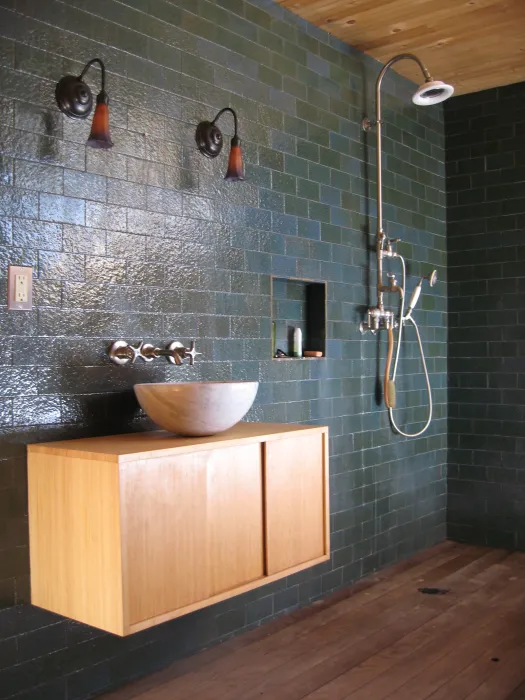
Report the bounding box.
[27,452,126,635]
[323,430,330,556]
[27,423,329,636]
[27,422,327,462]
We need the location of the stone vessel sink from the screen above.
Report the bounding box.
[134,381,259,437]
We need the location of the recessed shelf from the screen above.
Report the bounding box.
[271,276,326,360]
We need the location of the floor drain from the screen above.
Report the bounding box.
[418,587,449,595]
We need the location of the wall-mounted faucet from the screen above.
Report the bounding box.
[108,340,201,366]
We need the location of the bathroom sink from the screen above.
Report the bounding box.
[134,381,259,437]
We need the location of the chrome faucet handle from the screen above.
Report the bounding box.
[184,340,202,366]
[163,341,202,366]
[108,340,155,365]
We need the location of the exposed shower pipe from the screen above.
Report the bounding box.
[362,53,450,316]
[360,54,453,437]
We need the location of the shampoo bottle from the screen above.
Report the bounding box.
[293,327,303,358]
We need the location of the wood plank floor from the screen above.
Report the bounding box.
[102,542,525,700]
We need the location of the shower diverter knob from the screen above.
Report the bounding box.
[385,238,400,256]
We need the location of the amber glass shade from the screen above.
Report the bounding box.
[224,137,244,181]
[87,93,113,149]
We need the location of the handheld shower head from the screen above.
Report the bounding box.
[407,279,423,314]
[406,270,438,316]
[412,80,454,106]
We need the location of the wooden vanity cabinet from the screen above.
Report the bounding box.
[28,422,329,635]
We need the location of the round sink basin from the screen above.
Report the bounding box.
[134,381,259,437]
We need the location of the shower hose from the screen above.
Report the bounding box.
[386,254,433,438]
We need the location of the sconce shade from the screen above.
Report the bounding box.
[224,137,244,181]
[87,93,113,149]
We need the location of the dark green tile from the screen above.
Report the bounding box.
[258,64,282,90]
[285,194,308,217]
[297,140,319,162]
[285,154,309,179]
[259,147,284,171]
[309,201,330,223]
[272,171,296,195]
[297,178,320,201]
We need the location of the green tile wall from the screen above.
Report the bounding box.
[0,0,447,696]
[446,82,525,550]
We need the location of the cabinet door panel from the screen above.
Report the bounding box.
[207,444,264,596]
[265,433,327,575]
[122,443,264,626]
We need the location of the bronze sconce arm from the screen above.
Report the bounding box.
[195,107,244,181]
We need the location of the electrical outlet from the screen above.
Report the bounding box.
[15,274,29,302]
[8,265,32,310]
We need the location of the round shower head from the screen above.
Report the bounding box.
[412,80,454,106]
[429,270,438,287]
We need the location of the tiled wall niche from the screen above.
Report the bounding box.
[271,276,326,358]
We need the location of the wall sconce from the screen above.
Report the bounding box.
[195,107,244,181]
[55,58,113,149]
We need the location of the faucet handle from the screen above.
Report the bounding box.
[384,237,401,258]
[185,340,202,366]
[108,340,155,365]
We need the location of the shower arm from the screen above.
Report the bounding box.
[366,54,432,311]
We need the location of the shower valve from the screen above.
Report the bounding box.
[383,238,401,257]
[360,307,396,334]
[387,273,398,289]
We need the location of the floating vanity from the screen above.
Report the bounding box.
[28,422,329,636]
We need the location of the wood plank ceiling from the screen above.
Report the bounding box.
[275,0,525,95]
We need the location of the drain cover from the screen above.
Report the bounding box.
[418,587,449,595]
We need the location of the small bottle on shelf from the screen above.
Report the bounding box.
[293,327,303,358]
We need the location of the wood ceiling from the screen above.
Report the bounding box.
[275,0,525,95]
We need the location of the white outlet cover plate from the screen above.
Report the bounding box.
[8,265,32,310]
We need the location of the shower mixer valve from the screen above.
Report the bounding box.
[360,307,396,334]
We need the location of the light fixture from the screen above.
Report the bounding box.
[55,58,113,149]
[195,107,244,181]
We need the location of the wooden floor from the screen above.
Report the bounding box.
[103,542,525,700]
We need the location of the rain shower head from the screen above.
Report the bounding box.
[412,80,454,106]
[428,270,438,287]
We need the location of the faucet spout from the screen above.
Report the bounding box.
[154,345,185,365]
